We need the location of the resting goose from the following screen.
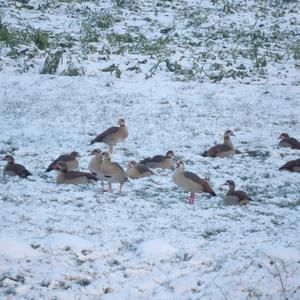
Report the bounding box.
[140,150,175,169]
[46,151,80,172]
[99,152,128,192]
[90,118,128,153]
[172,160,216,205]
[126,160,154,179]
[224,180,252,205]
[203,130,235,158]
[53,161,98,184]
[279,158,300,173]
[2,155,32,178]
[278,133,300,149]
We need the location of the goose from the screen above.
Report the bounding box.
[203,130,235,158]
[126,160,154,179]
[224,180,253,205]
[90,118,128,153]
[278,133,300,149]
[172,160,216,204]
[46,151,80,172]
[99,152,128,192]
[2,155,32,178]
[53,161,98,184]
[88,149,103,175]
[140,150,175,169]
[279,158,300,173]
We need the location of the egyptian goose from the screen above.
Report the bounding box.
[224,180,253,205]
[99,152,128,192]
[278,133,300,149]
[46,151,80,172]
[126,160,154,179]
[53,161,98,184]
[90,118,128,153]
[203,130,235,158]
[139,150,175,169]
[2,155,32,178]
[88,149,103,175]
[279,158,300,173]
[172,160,216,205]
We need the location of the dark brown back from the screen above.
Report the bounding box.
[65,171,98,181]
[279,158,300,171]
[140,155,164,164]
[136,164,154,174]
[91,126,119,144]
[5,163,31,178]
[46,154,76,172]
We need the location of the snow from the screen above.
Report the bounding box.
[0,73,299,299]
[0,237,38,260]
[138,239,177,262]
[0,0,300,298]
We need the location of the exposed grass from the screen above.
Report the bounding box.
[41,51,63,74]
[1,0,299,79]
[61,62,85,76]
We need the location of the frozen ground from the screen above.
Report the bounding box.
[1,0,300,298]
[0,73,300,299]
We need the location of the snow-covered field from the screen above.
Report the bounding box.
[0,74,299,299]
[1,0,300,299]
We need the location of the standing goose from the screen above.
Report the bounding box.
[279,158,300,173]
[53,161,98,185]
[139,150,175,169]
[172,160,216,205]
[88,149,103,175]
[224,180,253,205]
[126,160,154,179]
[2,155,32,178]
[278,133,300,149]
[99,152,128,192]
[203,130,235,158]
[90,118,128,153]
[46,151,80,172]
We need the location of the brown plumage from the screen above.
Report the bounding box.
[279,158,300,173]
[2,155,32,178]
[90,118,128,153]
[126,160,154,179]
[53,161,98,184]
[46,151,80,172]
[99,152,128,192]
[278,133,300,149]
[224,180,252,205]
[172,161,216,204]
[88,149,103,176]
[139,150,175,169]
[203,130,235,158]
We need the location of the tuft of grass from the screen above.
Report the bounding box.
[33,30,49,50]
[0,22,10,43]
[62,62,85,76]
[41,51,63,74]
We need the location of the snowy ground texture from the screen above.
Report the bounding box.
[0,74,300,300]
[1,0,300,299]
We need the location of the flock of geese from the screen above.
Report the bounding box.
[1,118,300,205]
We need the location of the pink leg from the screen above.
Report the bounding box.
[192,193,195,205]
[109,145,113,154]
[189,193,195,205]
[108,182,113,193]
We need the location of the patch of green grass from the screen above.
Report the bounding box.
[62,62,85,76]
[0,22,11,43]
[41,51,63,74]
[34,30,49,50]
